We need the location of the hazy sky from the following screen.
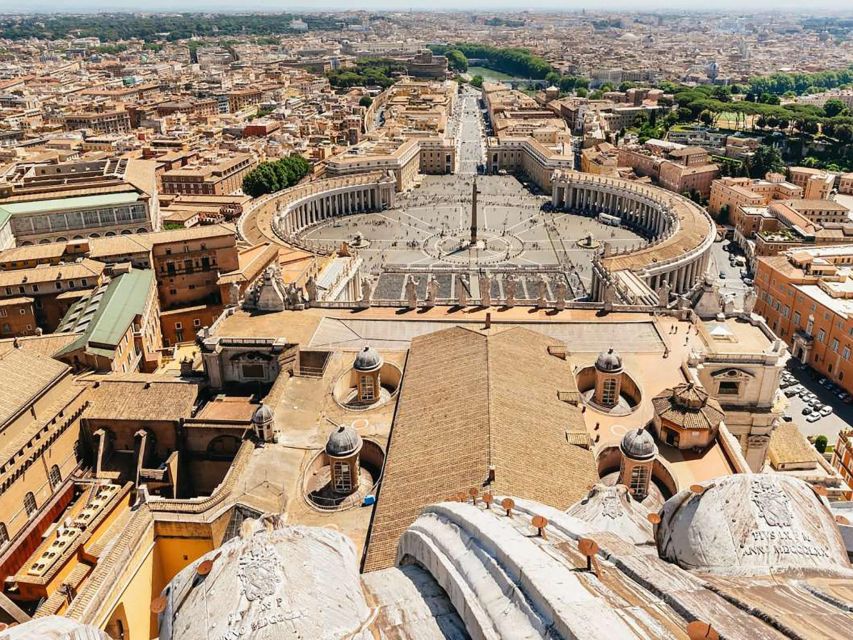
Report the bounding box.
[4,1,853,13]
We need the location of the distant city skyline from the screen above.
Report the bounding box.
[5,1,853,14]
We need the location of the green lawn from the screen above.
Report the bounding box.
[467,66,514,82]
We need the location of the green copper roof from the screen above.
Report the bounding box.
[0,191,140,217]
[56,269,154,358]
[0,207,10,228]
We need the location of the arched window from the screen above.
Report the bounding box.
[49,465,61,489]
[207,435,241,457]
[0,522,8,547]
[24,491,37,516]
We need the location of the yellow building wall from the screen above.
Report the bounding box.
[153,537,213,597]
[104,539,158,640]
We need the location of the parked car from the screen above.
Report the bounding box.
[806,413,822,423]
[743,278,754,286]
[820,406,834,416]
[802,406,813,415]
[810,398,823,408]
[838,392,851,402]
[719,271,727,279]
[784,387,801,397]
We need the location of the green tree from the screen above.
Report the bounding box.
[445,49,468,73]
[359,95,373,108]
[470,75,484,89]
[814,435,828,454]
[824,99,847,118]
[747,145,785,178]
[242,154,310,198]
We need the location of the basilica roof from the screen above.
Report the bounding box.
[362,326,597,571]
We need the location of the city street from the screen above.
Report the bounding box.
[708,238,750,308]
[455,86,486,175]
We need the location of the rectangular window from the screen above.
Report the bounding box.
[794,312,801,326]
[718,381,740,395]
[843,347,851,361]
[818,329,826,343]
[832,338,840,353]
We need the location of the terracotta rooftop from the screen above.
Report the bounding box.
[0,348,69,428]
[769,420,819,468]
[82,376,198,423]
[652,382,725,430]
[363,325,597,571]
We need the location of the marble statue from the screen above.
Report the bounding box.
[657,279,671,308]
[305,276,318,303]
[504,274,517,307]
[536,276,548,308]
[479,273,492,308]
[360,279,372,308]
[456,274,469,306]
[743,288,757,315]
[424,276,439,307]
[555,280,567,311]
[405,275,419,309]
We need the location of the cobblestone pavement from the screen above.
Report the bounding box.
[301,174,645,287]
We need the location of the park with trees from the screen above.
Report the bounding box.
[241,155,311,198]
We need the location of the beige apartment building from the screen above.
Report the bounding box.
[788,166,836,200]
[708,175,802,217]
[63,106,132,134]
[160,154,256,196]
[618,144,719,199]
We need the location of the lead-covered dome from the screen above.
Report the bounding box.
[620,428,657,461]
[595,348,623,373]
[326,424,362,457]
[353,345,382,372]
[252,403,274,425]
[656,475,850,575]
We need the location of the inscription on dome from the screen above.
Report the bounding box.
[750,477,792,528]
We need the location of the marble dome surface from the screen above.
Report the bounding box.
[656,475,851,575]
